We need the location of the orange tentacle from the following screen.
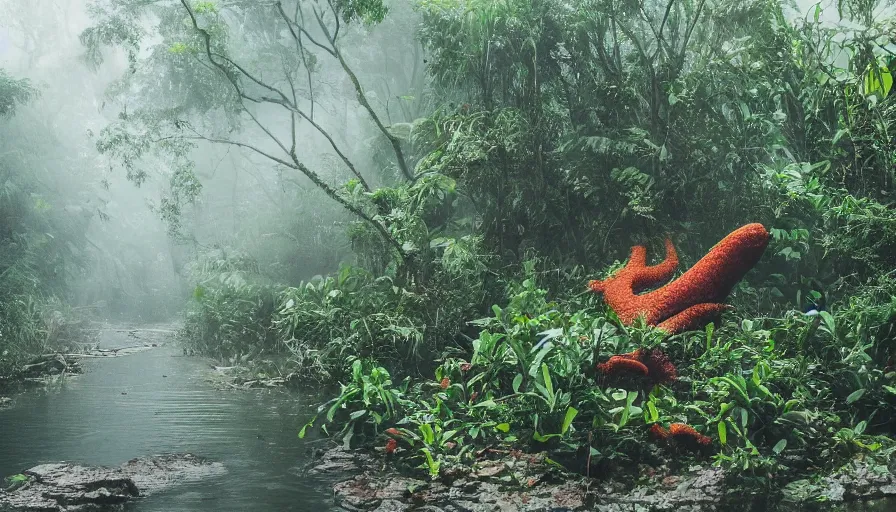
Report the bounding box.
[588,223,769,334]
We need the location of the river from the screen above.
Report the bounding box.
[0,324,338,511]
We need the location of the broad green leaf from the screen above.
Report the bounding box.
[512,374,524,393]
[773,439,787,454]
[562,406,579,434]
[846,389,865,404]
[541,364,554,398]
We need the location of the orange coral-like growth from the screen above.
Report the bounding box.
[596,355,649,390]
[597,348,677,388]
[669,423,713,448]
[597,356,649,376]
[642,349,677,386]
[649,423,712,452]
[649,423,670,441]
[589,223,770,334]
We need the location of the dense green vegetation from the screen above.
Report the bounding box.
[0,69,93,378]
[71,0,896,503]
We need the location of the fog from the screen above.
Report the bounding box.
[0,0,425,323]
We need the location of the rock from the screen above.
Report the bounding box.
[322,445,896,512]
[309,447,376,475]
[0,453,226,511]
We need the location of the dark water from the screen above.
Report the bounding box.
[0,325,338,511]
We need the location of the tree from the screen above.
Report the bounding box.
[82,0,418,260]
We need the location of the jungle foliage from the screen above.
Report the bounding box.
[83,0,896,501]
[0,70,94,378]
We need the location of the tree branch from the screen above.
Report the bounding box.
[178,0,403,258]
[312,7,413,180]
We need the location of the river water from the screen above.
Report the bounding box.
[0,325,338,511]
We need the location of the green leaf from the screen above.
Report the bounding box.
[846,389,866,404]
[773,439,787,454]
[298,417,315,439]
[495,423,511,433]
[647,402,659,422]
[512,373,523,393]
[472,400,498,408]
[541,364,554,398]
[562,406,579,434]
[618,391,638,428]
[832,128,849,145]
[419,424,435,445]
[533,431,557,442]
[442,430,459,443]
[718,421,727,445]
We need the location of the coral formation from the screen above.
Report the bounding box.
[649,423,712,451]
[597,356,649,377]
[669,423,713,448]
[648,423,670,441]
[589,223,770,334]
[595,355,649,390]
[596,348,677,389]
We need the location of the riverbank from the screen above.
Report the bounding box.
[311,445,896,511]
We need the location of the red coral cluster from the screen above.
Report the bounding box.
[649,423,712,451]
[597,348,677,389]
[589,223,770,334]
[648,423,670,441]
[597,356,649,377]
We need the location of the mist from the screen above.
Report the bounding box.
[0,0,426,325]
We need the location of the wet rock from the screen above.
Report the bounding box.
[308,447,376,475]
[0,453,226,511]
[596,466,728,512]
[321,446,896,512]
[820,462,896,502]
